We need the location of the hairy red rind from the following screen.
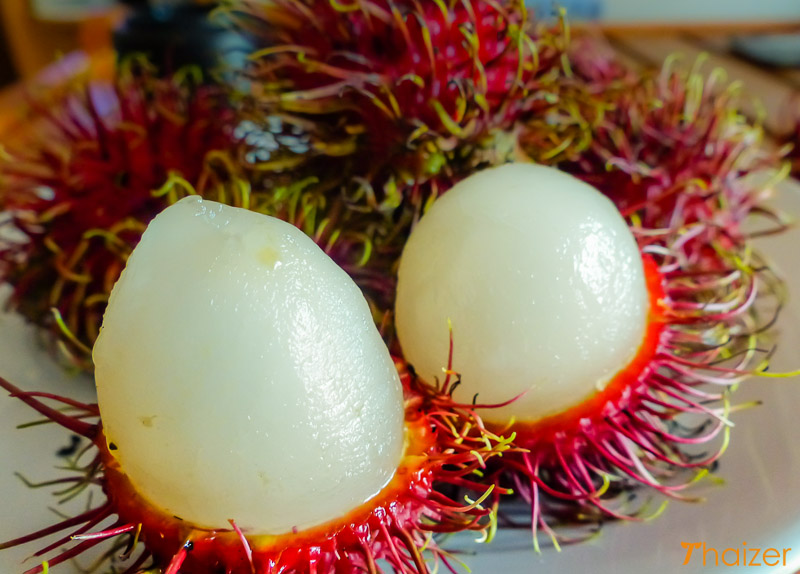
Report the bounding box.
[0,369,511,574]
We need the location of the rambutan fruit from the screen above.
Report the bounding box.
[394,163,786,543]
[511,32,638,168]
[0,4,791,566]
[0,4,634,368]
[220,0,568,212]
[0,57,404,372]
[521,56,788,247]
[0,197,509,574]
[566,33,637,87]
[0,59,237,371]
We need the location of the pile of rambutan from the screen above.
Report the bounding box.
[0,1,794,574]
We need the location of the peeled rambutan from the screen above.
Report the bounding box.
[394,162,787,544]
[0,198,510,574]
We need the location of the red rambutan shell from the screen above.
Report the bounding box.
[232,0,560,143]
[0,368,512,574]
[0,61,236,369]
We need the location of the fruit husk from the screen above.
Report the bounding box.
[0,366,517,574]
[0,58,237,371]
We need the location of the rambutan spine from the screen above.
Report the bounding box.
[0,368,515,574]
[473,192,788,547]
[219,0,570,212]
[0,64,413,370]
[0,59,236,371]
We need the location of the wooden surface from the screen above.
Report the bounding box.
[582,20,800,35]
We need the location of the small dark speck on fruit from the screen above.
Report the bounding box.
[108,442,118,451]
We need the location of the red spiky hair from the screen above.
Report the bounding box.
[523,55,786,237]
[0,367,514,574]
[0,59,236,371]
[0,60,421,371]
[476,248,783,546]
[219,0,567,210]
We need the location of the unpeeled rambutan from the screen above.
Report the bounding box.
[220,0,568,211]
[0,57,408,371]
[523,55,788,247]
[0,59,237,371]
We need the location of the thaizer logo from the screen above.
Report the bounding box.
[526,0,603,19]
[681,542,793,568]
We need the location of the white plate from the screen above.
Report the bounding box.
[2,181,800,574]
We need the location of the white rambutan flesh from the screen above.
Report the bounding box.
[395,163,649,423]
[93,196,405,535]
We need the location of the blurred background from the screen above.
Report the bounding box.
[0,0,225,86]
[529,0,800,21]
[0,0,799,88]
[0,0,116,85]
[1,0,800,87]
